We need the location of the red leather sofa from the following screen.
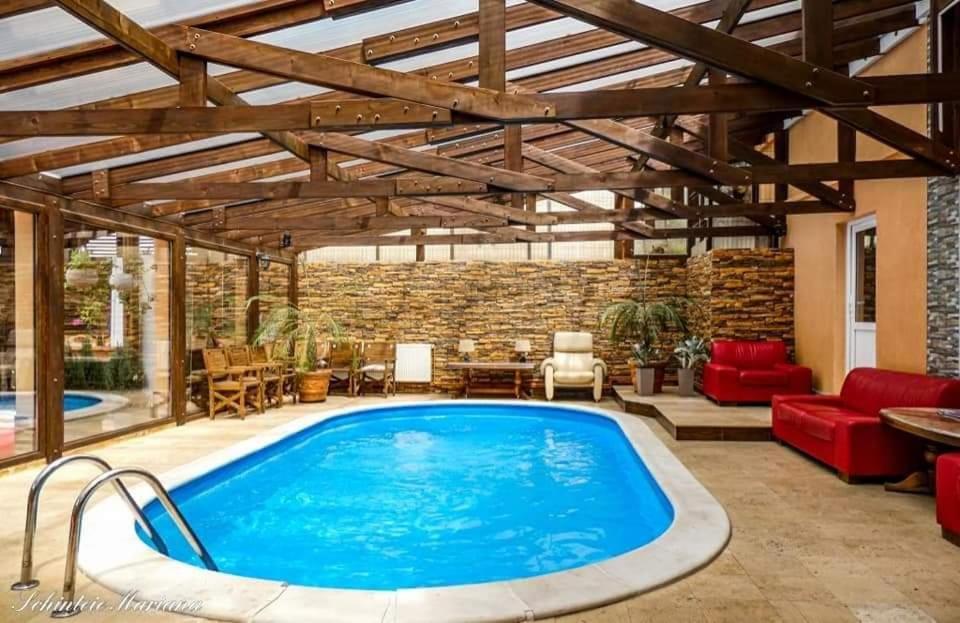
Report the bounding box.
[702,340,812,405]
[938,453,960,546]
[773,368,960,481]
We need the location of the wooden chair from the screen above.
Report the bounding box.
[226,345,281,409]
[358,341,397,397]
[327,340,358,396]
[253,344,297,404]
[201,348,262,419]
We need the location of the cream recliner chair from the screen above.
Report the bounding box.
[540,332,607,402]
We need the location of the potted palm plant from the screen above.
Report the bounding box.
[600,259,690,394]
[674,336,710,397]
[250,301,342,403]
[631,342,659,395]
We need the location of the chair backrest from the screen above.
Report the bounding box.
[552,332,595,372]
[226,345,251,366]
[840,368,960,418]
[327,341,355,368]
[363,341,395,363]
[250,345,269,364]
[202,348,229,373]
[710,340,786,370]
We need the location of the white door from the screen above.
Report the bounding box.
[846,216,877,371]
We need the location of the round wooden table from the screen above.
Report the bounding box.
[880,407,960,494]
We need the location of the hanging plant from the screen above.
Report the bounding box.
[65,250,101,288]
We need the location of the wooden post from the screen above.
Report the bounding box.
[171,233,186,425]
[802,0,834,68]
[178,55,208,107]
[37,197,64,462]
[707,69,729,163]
[413,228,426,261]
[288,254,299,307]
[309,147,328,181]
[246,253,259,342]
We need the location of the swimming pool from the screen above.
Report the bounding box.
[80,401,730,622]
[0,392,101,412]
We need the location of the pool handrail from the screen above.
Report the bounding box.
[52,467,218,619]
[10,455,169,592]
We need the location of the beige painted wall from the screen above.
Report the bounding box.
[781,26,928,392]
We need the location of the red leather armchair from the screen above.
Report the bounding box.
[937,453,960,546]
[702,340,811,405]
[773,368,960,481]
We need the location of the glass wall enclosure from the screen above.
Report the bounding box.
[258,258,291,325]
[62,225,172,444]
[0,206,36,462]
[184,246,249,416]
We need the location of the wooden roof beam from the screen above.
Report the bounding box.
[525,0,874,105]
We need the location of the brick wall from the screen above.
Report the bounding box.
[299,250,795,392]
[688,248,797,358]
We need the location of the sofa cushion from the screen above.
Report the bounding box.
[554,370,595,384]
[739,370,788,387]
[776,403,868,442]
[711,340,787,370]
[840,368,960,418]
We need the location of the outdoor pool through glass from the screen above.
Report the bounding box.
[138,403,674,589]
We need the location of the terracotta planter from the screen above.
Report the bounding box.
[677,368,696,397]
[299,369,332,402]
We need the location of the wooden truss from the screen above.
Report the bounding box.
[0,0,957,250]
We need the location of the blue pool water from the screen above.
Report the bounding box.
[0,392,100,412]
[138,403,674,589]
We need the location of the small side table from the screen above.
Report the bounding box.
[447,361,536,399]
[880,408,960,494]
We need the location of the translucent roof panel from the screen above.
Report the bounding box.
[0,0,264,62]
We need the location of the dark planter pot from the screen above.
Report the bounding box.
[636,367,656,395]
[677,368,696,396]
[299,369,332,402]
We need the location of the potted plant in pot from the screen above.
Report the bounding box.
[600,259,690,394]
[250,300,342,403]
[631,342,659,396]
[674,336,710,397]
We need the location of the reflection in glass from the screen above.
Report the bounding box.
[184,247,249,415]
[854,227,877,324]
[0,207,36,460]
[63,227,172,443]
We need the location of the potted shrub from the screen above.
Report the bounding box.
[600,258,690,394]
[251,300,342,403]
[674,336,710,397]
[631,342,659,396]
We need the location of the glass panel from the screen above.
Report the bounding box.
[854,226,877,323]
[184,247,249,416]
[63,227,172,444]
[258,259,290,325]
[0,206,37,461]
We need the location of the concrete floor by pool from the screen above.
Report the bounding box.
[1,394,959,622]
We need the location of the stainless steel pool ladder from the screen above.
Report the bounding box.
[10,456,218,619]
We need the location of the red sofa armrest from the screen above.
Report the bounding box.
[773,363,813,394]
[704,362,739,382]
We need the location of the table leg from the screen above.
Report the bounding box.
[884,443,939,495]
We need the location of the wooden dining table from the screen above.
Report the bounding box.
[880,407,960,494]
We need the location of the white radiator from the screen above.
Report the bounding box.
[395,343,433,383]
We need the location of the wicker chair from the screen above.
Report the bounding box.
[358,341,397,397]
[201,348,262,419]
[226,345,282,408]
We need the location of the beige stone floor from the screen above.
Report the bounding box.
[1,394,959,622]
